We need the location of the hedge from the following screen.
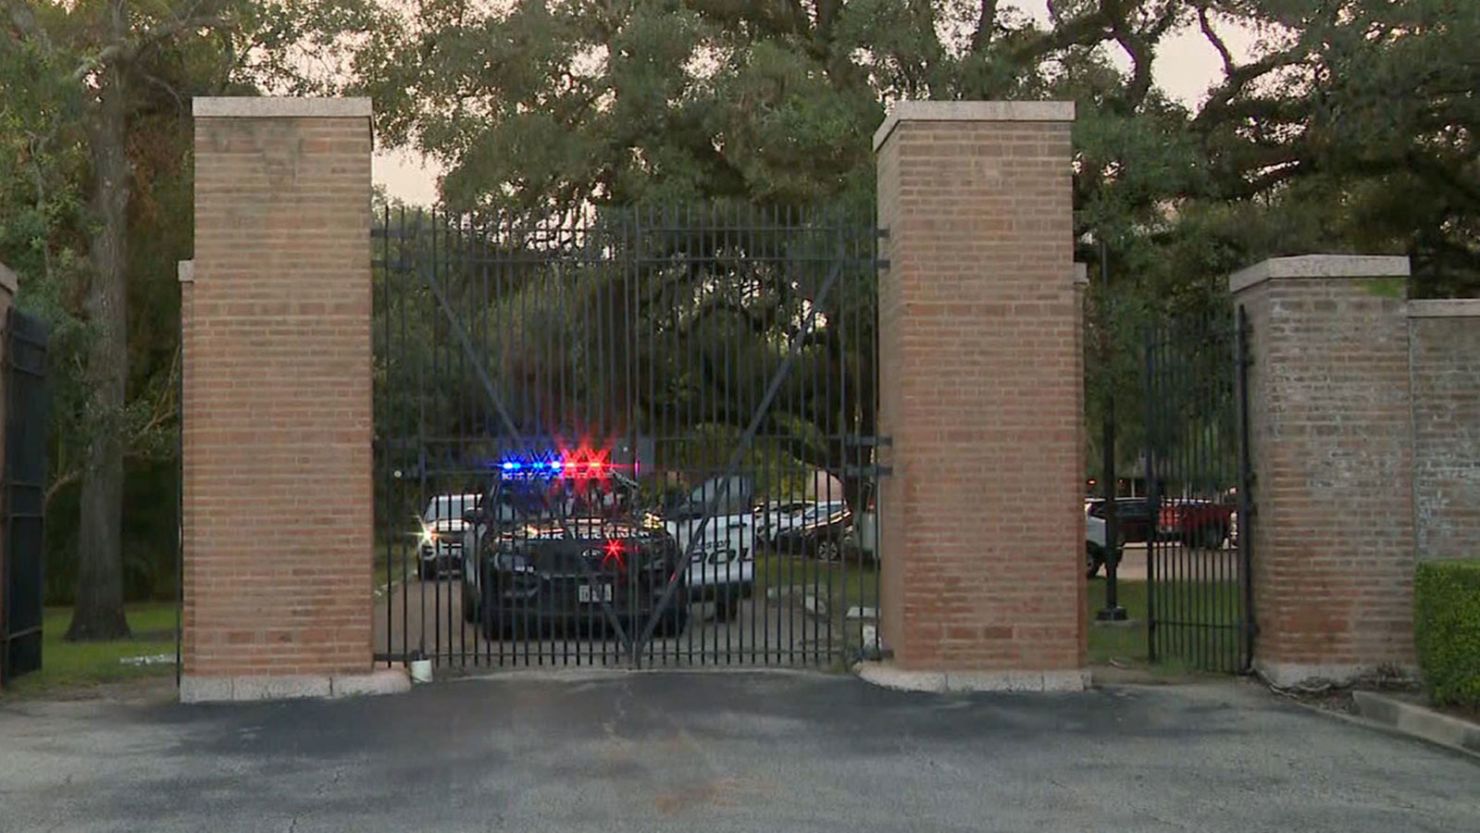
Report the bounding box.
[1414,559,1480,708]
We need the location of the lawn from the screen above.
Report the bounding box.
[3,603,177,696]
[1088,577,1245,676]
[373,542,418,593]
[753,552,880,612]
[752,551,880,664]
[1087,579,1150,665]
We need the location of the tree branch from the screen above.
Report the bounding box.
[970,0,999,54]
[1009,6,1112,65]
[1196,5,1235,79]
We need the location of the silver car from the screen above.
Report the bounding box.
[418,494,480,580]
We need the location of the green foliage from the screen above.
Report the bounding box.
[7,0,1478,610]
[44,459,178,605]
[373,203,877,522]
[2,1,389,607]
[363,0,1478,505]
[1414,560,1480,708]
[366,0,1480,292]
[3,603,175,696]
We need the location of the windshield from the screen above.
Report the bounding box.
[424,495,477,522]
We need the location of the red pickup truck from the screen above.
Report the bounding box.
[1086,498,1235,548]
[1158,500,1236,549]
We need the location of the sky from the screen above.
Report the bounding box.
[371,2,1261,206]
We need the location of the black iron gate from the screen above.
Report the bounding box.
[1,309,48,686]
[374,205,884,670]
[1142,307,1253,673]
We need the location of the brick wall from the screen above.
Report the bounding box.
[874,102,1084,688]
[183,99,373,684]
[1409,301,1480,563]
[1232,257,1416,685]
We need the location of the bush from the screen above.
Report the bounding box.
[1414,559,1480,708]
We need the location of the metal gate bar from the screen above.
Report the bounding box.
[373,204,885,671]
[1144,308,1252,673]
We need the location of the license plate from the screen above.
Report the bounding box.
[577,584,613,604]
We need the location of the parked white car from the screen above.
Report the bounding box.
[666,476,756,621]
[419,493,481,580]
[1085,510,1124,578]
[845,509,878,560]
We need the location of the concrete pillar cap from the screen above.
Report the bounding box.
[1228,254,1409,295]
[193,97,372,118]
[1408,299,1480,318]
[873,100,1075,151]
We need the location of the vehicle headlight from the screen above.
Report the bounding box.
[419,528,437,546]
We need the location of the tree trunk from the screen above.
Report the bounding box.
[67,43,131,642]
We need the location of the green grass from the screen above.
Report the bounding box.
[1089,577,1244,676]
[753,551,879,664]
[1087,579,1150,665]
[753,552,880,612]
[3,604,177,696]
[373,543,418,593]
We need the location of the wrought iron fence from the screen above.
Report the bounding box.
[1142,307,1254,673]
[373,204,885,670]
[1,310,48,686]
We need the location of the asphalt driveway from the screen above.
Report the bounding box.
[1,673,1475,832]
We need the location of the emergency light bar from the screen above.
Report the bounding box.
[496,451,610,479]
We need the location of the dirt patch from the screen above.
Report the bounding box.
[7,674,176,705]
[1260,668,1421,715]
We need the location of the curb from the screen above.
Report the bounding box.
[179,669,411,703]
[854,660,1090,693]
[1350,691,1480,758]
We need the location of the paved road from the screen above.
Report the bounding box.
[1,674,1474,832]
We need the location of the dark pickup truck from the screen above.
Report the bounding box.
[1087,498,1235,549]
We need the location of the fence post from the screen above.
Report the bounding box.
[0,262,14,686]
[868,101,1086,691]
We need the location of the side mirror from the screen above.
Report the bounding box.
[462,510,484,524]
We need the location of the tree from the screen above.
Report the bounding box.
[360,0,1212,509]
[4,0,221,638]
[363,0,1477,520]
[2,0,385,638]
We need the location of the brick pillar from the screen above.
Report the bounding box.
[869,101,1085,692]
[1408,299,1480,563]
[182,98,403,701]
[1231,255,1417,687]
